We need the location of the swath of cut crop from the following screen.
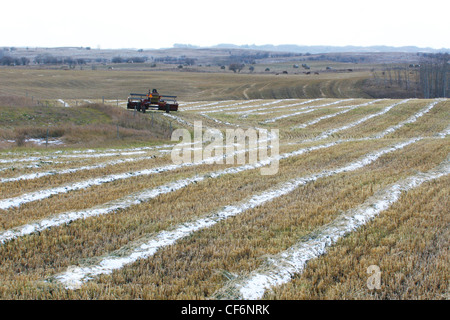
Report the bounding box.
[0,127,280,210]
[312,99,410,141]
[200,100,283,114]
[50,137,422,289]
[0,139,335,244]
[372,99,443,139]
[0,155,157,183]
[212,158,450,300]
[262,99,356,124]
[291,99,384,129]
[228,99,323,116]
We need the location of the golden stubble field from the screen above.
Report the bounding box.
[0,95,448,300]
[0,67,371,102]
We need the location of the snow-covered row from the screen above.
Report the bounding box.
[215,158,450,300]
[181,100,233,111]
[178,101,201,107]
[200,100,285,114]
[0,155,157,183]
[201,113,241,127]
[291,99,384,129]
[186,100,261,112]
[0,135,275,210]
[58,99,70,107]
[51,137,423,289]
[162,112,194,127]
[0,159,201,210]
[0,148,167,165]
[1,144,156,158]
[0,140,334,244]
[252,98,324,114]
[227,99,324,116]
[436,125,450,138]
[262,99,357,124]
[311,99,409,141]
[372,99,441,139]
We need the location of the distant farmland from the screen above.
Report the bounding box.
[0,67,372,102]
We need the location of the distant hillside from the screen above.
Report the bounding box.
[211,44,450,54]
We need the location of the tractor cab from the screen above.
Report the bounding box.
[148,89,160,104]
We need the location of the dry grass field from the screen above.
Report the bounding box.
[0,67,372,101]
[0,85,448,300]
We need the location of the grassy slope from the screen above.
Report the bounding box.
[0,97,172,149]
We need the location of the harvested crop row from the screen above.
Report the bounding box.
[0,139,398,298]
[286,99,442,143]
[226,98,325,116]
[49,137,428,289]
[0,152,177,200]
[40,135,447,298]
[0,136,389,242]
[290,99,385,129]
[261,99,357,123]
[183,100,256,111]
[265,173,449,300]
[197,100,285,114]
[213,158,449,299]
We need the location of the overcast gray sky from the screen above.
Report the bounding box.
[1,0,449,49]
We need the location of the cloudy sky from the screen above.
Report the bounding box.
[1,0,449,49]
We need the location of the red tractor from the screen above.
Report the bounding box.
[127,89,178,113]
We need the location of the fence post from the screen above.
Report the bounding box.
[117,124,120,139]
[46,128,49,148]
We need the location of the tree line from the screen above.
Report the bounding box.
[419,53,449,98]
[33,54,87,65]
[370,53,448,98]
[0,56,30,66]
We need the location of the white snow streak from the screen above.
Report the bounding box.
[312,99,409,141]
[262,99,356,124]
[58,99,70,107]
[0,156,156,183]
[291,99,384,129]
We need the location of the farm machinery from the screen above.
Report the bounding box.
[126,89,178,113]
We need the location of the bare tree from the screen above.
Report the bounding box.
[419,53,449,98]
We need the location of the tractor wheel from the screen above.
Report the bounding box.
[166,104,170,113]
